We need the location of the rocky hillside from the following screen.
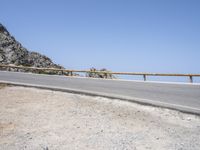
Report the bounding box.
[0,23,114,78]
[0,23,63,69]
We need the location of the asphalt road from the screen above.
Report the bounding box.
[0,71,200,114]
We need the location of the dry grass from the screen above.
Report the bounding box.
[0,83,8,89]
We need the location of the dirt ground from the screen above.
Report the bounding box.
[0,85,200,150]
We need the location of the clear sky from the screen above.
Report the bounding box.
[1,0,200,76]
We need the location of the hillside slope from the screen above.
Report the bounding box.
[0,23,63,69]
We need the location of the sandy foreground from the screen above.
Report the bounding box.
[0,85,200,150]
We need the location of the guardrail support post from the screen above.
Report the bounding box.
[189,76,193,83]
[70,71,73,76]
[143,75,146,81]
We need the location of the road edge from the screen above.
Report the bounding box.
[0,80,200,116]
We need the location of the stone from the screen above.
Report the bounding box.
[0,55,3,62]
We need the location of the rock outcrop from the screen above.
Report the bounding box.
[86,67,115,79]
[0,23,63,69]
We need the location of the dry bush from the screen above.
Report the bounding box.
[86,67,115,79]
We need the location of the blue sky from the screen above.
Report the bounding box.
[1,0,200,77]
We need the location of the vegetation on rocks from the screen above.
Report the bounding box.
[86,67,115,79]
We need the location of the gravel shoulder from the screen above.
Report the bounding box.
[0,85,200,150]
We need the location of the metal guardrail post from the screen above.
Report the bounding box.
[70,71,73,76]
[143,74,147,81]
[189,76,193,83]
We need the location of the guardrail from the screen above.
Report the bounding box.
[0,64,200,83]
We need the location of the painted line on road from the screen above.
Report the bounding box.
[1,80,200,115]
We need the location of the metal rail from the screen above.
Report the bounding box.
[0,64,200,83]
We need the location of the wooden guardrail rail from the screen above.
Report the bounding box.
[0,64,200,83]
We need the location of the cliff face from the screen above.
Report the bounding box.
[0,23,63,69]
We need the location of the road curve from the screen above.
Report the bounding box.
[0,71,200,115]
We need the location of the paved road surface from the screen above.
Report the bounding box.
[0,71,200,114]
